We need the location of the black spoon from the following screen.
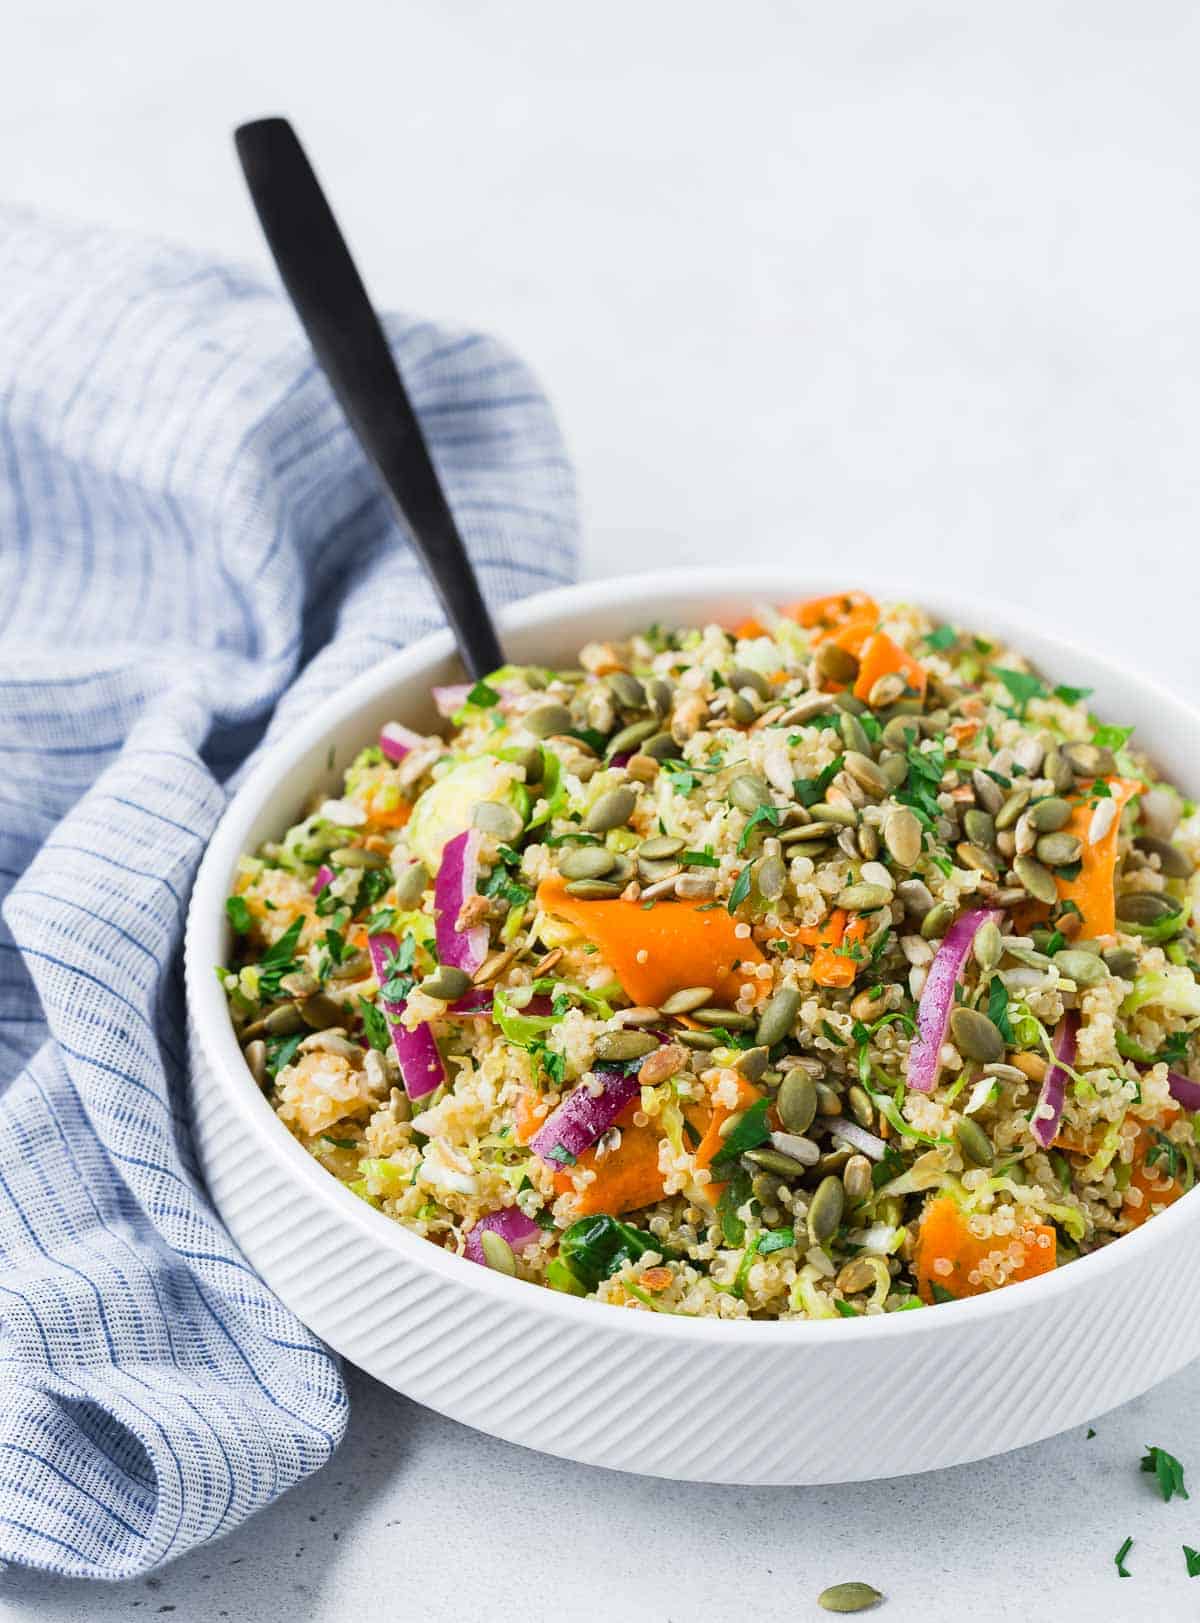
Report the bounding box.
[234,116,504,680]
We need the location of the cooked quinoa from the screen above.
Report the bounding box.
[219,592,1200,1320]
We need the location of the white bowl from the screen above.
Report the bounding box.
[184,569,1200,1485]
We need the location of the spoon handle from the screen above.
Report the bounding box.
[235,116,504,679]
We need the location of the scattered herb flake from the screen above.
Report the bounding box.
[225,895,252,935]
[1142,1444,1189,1502]
[1114,1535,1133,1578]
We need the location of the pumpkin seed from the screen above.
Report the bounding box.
[843,751,888,797]
[897,877,935,917]
[1136,834,1192,878]
[847,1085,874,1129]
[584,786,637,833]
[883,714,921,751]
[640,731,678,760]
[955,1117,994,1167]
[778,692,837,725]
[807,1175,845,1244]
[646,677,674,717]
[243,1038,267,1086]
[564,878,624,899]
[817,1581,883,1614]
[834,692,868,716]
[857,823,880,860]
[842,1154,873,1202]
[524,701,572,738]
[1053,948,1108,987]
[329,845,386,869]
[329,948,373,982]
[770,1130,820,1165]
[728,774,772,813]
[660,985,714,1015]
[816,642,859,683]
[472,800,525,842]
[606,718,658,758]
[744,1146,809,1177]
[867,671,907,709]
[594,1029,659,1062]
[920,900,956,939]
[962,809,995,849]
[678,1029,720,1050]
[840,710,872,755]
[1063,740,1115,778]
[949,1006,1005,1062]
[882,805,922,869]
[955,842,997,878]
[995,786,1031,831]
[260,1002,306,1036]
[691,1007,755,1030]
[1028,796,1071,833]
[973,919,1003,974]
[617,1006,662,1028]
[675,870,717,902]
[638,855,683,884]
[778,1068,818,1134]
[1103,946,1139,978]
[879,752,910,790]
[480,1230,517,1275]
[1045,745,1074,793]
[299,993,345,1030]
[733,1045,770,1082]
[850,985,890,1022]
[1116,891,1178,924]
[756,854,787,903]
[756,986,800,1047]
[815,1082,843,1116]
[971,768,1004,815]
[781,822,838,846]
[510,744,545,784]
[729,665,771,700]
[1035,831,1082,867]
[728,692,759,725]
[606,671,646,710]
[808,801,859,828]
[638,835,685,861]
[837,882,893,911]
[1013,853,1058,905]
[418,967,473,1001]
[393,860,430,909]
[1003,943,1052,971]
[559,845,616,880]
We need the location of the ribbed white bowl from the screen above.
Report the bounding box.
[185,570,1200,1484]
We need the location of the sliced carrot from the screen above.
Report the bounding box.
[789,592,879,635]
[796,908,870,988]
[851,631,928,704]
[826,613,881,660]
[692,1073,762,1203]
[536,875,765,1007]
[1125,1109,1186,1229]
[733,616,767,639]
[513,1088,548,1146]
[553,1102,665,1215]
[363,782,413,830]
[914,1194,1056,1303]
[1054,777,1142,937]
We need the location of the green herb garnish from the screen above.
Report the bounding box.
[1142,1445,1189,1502]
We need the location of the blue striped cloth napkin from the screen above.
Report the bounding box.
[0,208,577,1578]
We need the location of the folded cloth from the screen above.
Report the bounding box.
[0,208,577,1578]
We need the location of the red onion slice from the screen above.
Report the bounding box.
[1031,1010,1078,1148]
[366,931,445,1099]
[464,1206,543,1266]
[1168,1070,1200,1112]
[906,908,1002,1093]
[529,1067,640,1167]
[433,829,489,975]
[379,721,426,763]
[311,863,334,898]
[432,684,471,718]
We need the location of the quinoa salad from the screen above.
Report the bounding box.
[219,591,1200,1320]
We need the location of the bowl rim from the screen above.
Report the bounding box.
[185,566,1200,1345]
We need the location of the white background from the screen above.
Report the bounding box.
[3,2,1200,1618]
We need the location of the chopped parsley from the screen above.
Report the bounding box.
[737,802,782,853]
[1184,1545,1200,1578]
[1141,1444,1189,1502]
[466,680,501,708]
[793,754,845,808]
[1114,1535,1133,1578]
[358,996,391,1052]
[255,916,305,1001]
[987,976,1015,1043]
[994,667,1046,718]
[355,866,393,915]
[717,1166,752,1245]
[924,624,957,651]
[930,1282,957,1304]
[1053,683,1093,705]
[225,895,252,935]
[710,1098,771,1167]
[1093,720,1135,751]
[264,1031,303,1078]
[682,847,719,867]
[727,861,754,913]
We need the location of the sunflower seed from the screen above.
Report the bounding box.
[842,1154,873,1202]
[867,672,907,709]
[243,1039,267,1086]
[843,751,888,797]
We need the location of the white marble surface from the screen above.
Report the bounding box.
[3,1,1200,1617]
